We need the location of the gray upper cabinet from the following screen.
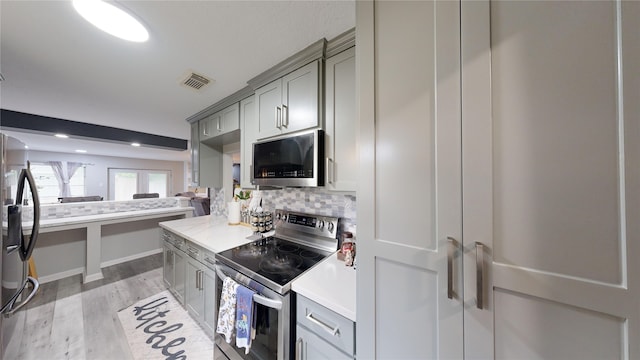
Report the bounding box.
[324,47,356,192]
[190,122,199,185]
[200,103,239,141]
[199,113,216,141]
[240,95,256,188]
[255,60,320,139]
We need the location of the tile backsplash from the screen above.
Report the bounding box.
[210,187,357,236]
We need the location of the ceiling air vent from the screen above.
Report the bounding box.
[181,72,212,91]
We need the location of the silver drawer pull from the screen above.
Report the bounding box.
[305,312,340,336]
[204,257,215,265]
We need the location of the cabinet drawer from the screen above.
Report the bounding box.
[202,249,216,270]
[296,324,353,360]
[162,230,185,250]
[296,295,355,355]
[184,242,202,261]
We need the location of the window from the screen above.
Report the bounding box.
[30,163,86,204]
[108,168,171,200]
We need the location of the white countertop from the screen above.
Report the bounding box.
[159,215,255,253]
[39,207,193,228]
[292,253,356,322]
[5,207,194,234]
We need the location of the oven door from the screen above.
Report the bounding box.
[213,261,290,360]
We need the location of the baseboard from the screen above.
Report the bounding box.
[38,267,85,284]
[84,271,104,283]
[35,249,163,284]
[100,248,163,268]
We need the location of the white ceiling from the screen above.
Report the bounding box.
[0,0,355,161]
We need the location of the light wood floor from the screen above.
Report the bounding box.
[5,253,166,360]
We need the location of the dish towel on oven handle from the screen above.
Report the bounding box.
[235,284,256,354]
[216,277,239,343]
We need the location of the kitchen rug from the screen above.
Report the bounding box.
[117,290,213,360]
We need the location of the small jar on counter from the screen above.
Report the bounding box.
[337,231,355,266]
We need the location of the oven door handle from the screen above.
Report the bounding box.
[215,265,283,310]
[253,293,282,310]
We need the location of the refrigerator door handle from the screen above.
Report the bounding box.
[15,163,40,261]
[0,276,40,315]
[6,204,22,254]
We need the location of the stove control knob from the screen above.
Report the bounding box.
[282,214,288,222]
[317,220,325,229]
[327,222,335,233]
[276,213,281,220]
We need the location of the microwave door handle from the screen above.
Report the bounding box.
[214,265,283,310]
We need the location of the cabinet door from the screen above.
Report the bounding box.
[255,78,283,139]
[325,48,356,191]
[173,248,186,305]
[220,103,240,135]
[203,267,217,335]
[282,60,319,135]
[240,95,256,188]
[462,1,640,357]
[190,123,199,185]
[356,1,462,359]
[163,243,174,289]
[199,114,219,141]
[185,257,204,319]
[198,143,222,188]
[296,325,352,360]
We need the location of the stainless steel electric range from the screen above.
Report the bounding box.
[213,209,340,360]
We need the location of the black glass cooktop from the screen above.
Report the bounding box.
[216,237,333,291]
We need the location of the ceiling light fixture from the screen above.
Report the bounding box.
[75,149,87,153]
[131,142,141,147]
[54,134,69,138]
[72,0,149,43]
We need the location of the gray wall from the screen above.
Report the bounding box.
[28,150,186,199]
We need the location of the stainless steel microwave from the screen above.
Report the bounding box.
[252,129,324,187]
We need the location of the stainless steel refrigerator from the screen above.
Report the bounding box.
[0,133,40,359]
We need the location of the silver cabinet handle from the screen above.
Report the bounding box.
[195,269,200,289]
[203,121,209,136]
[282,104,288,127]
[447,237,456,300]
[476,242,485,309]
[305,312,340,336]
[204,256,215,265]
[296,338,303,360]
[199,270,204,290]
[325,158,333,185]
[217,118,222,132]
[275,106,282,128]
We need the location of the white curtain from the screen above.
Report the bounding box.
[48,161,84,198]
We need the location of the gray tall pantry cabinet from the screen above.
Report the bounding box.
[356,1,639,359]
